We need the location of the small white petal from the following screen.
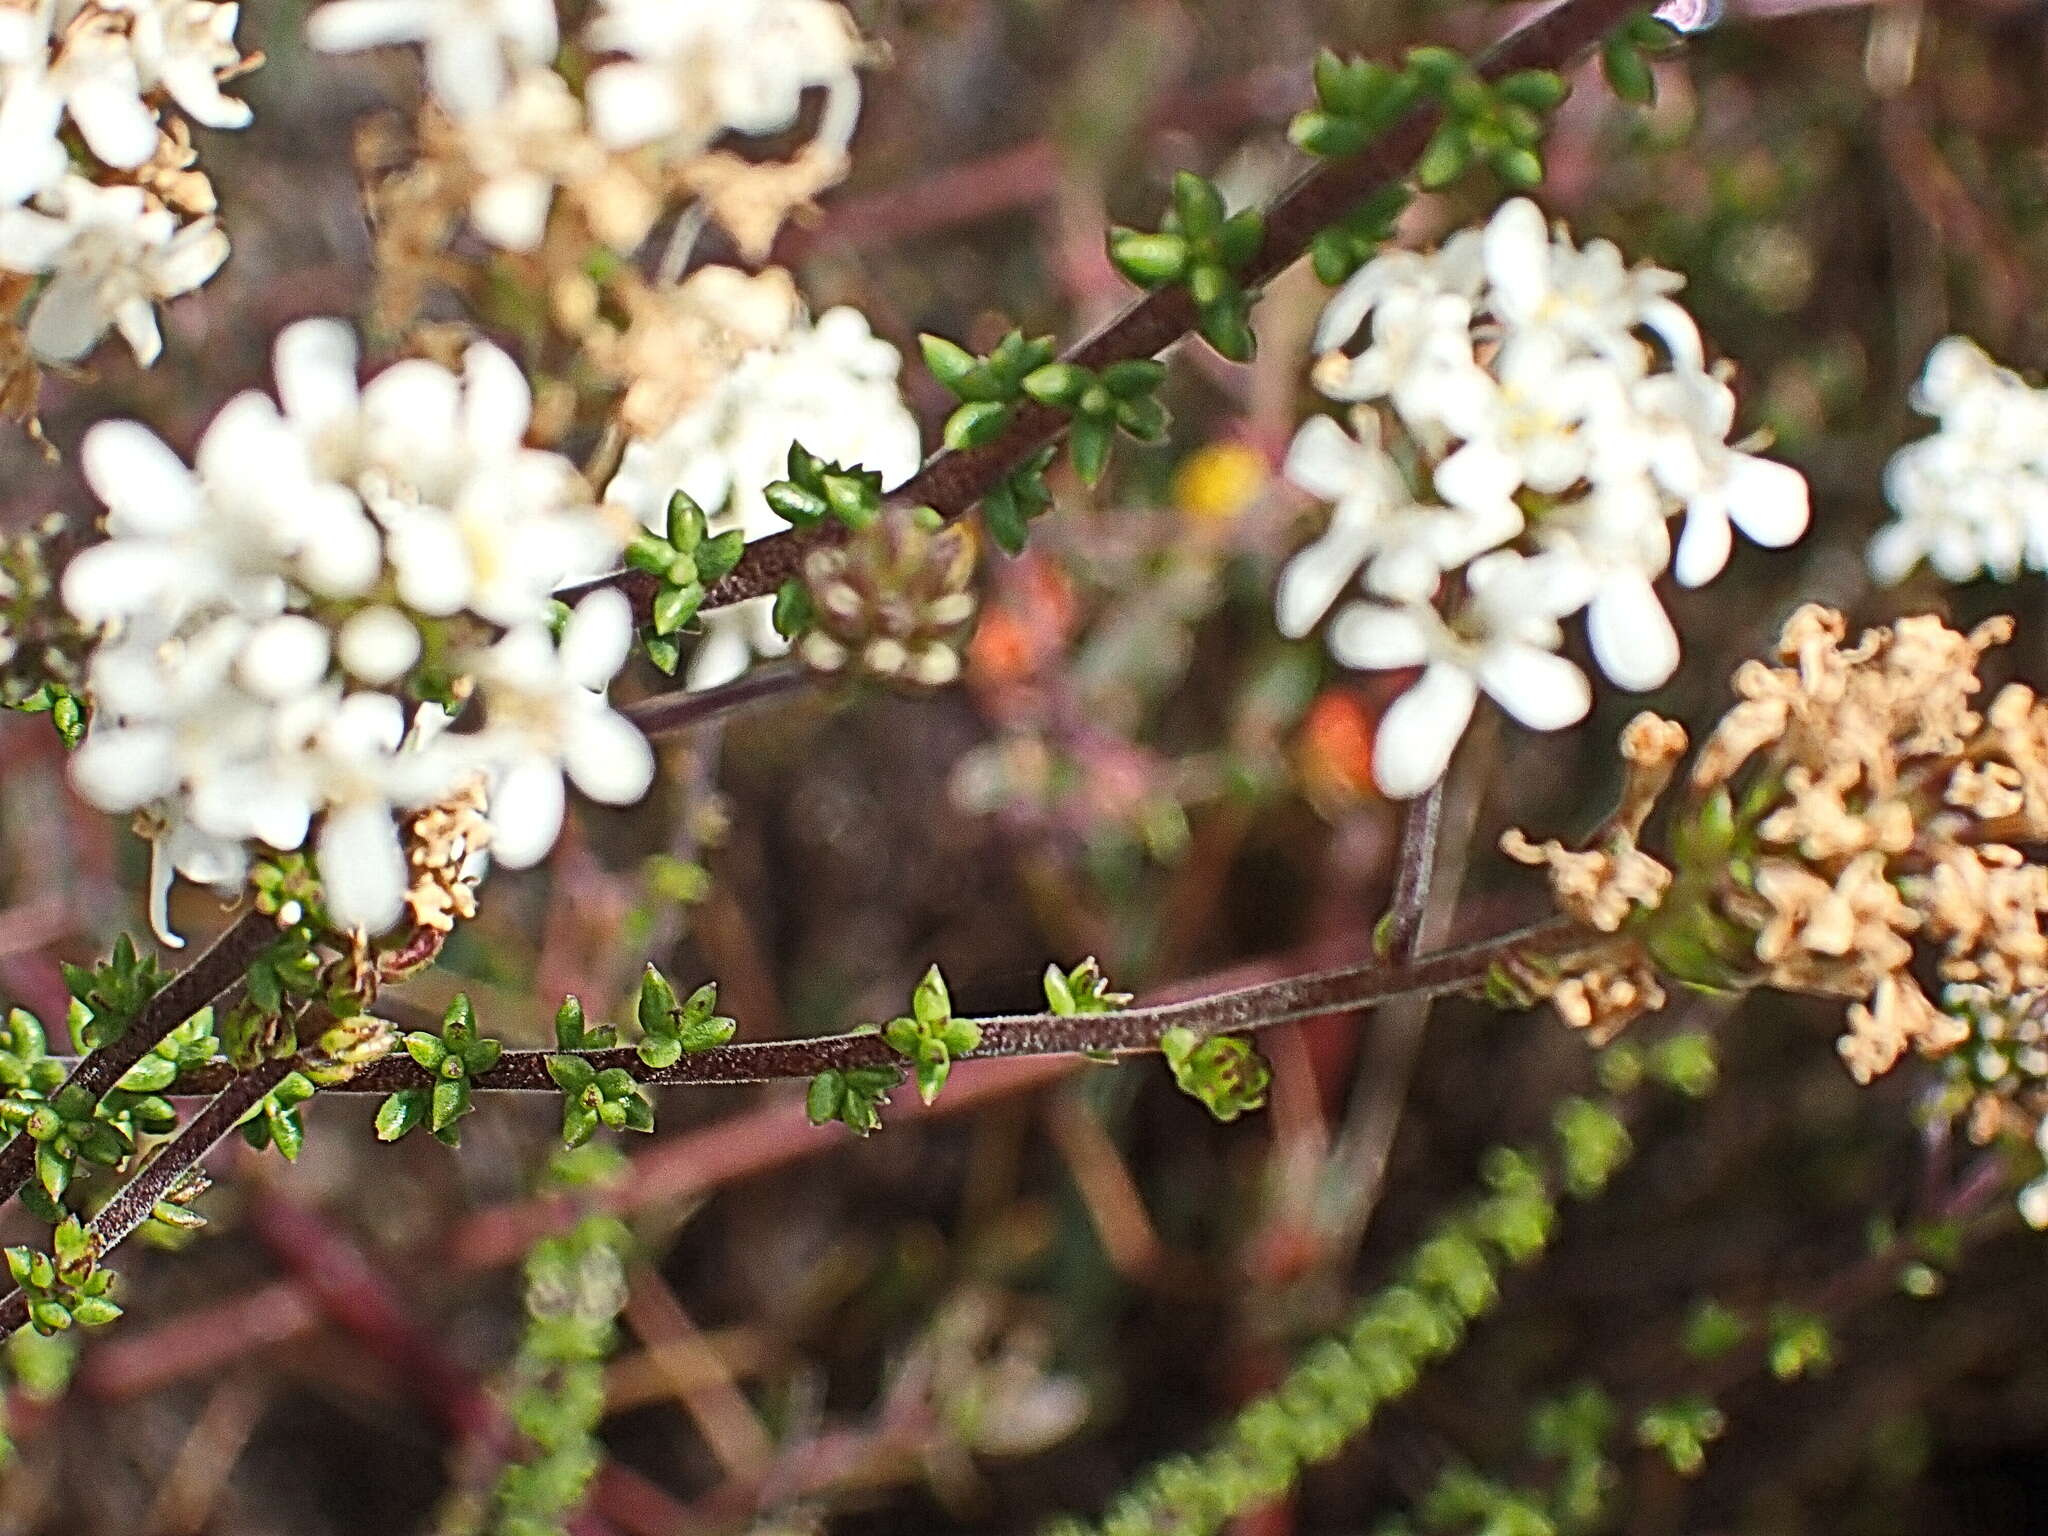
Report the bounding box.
[564,707,654,805]
[317,801,409,934]
[1327,603,1434,670]
[1586,574,1680,691]
[1475,642,1590,731]
[559,589,633,690]
[338,606,422,684]
[488,756,566,867]
[1724,455,1810,549]
[1374,663,1479,799]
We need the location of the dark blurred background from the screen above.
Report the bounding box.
[8,0,2048,1530]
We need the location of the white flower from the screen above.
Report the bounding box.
[0,176,227,363]
[308,0,557,117]
[0,8,156,201]
[61,314,635,940]
[1870,336,2048,585]
[1617,368,1809,586]
[269,321,620,626]
[111,0,255,130]
[1328,552,1593,798]
[472,590,654,867]
[1277,412,1517,627]
[1479,197,1701,372]
[1286,196,1810,766]
[584,0,863,157]
[605,301,919,689]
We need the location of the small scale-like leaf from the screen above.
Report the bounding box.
[375,1088,427,1141]
[912,965,950,1028]
[430,1076,470,1135]
[637,966,678,1038]
[404,1032,447,1072]
[695,529,745,584]
[1070,416,1114,487]
[806,1069,847,1125]
[547,1054,597,1093]
[636,1035,683,1071]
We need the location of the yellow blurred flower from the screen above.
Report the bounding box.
[1171,441,1268,524]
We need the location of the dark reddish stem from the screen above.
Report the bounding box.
[556,0,1648,627]
[143,914,1587,1096]
[0,909,273,1212]
[0,1054,295,1334]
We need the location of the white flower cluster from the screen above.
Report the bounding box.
[604,294,921,689]
[61,319,651,944]
[309,0,865,161]
[0,0,250,363]
[1280,197,1810,798]
[1870,337,2048,587]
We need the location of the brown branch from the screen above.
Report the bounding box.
[136,913,1587,1097]
[621,659,812,738]
[0,1054,295,1334]
[556,0,1648,628]
[0,908,274,1212]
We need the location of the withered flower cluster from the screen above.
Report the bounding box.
[1510,606,2048,1209]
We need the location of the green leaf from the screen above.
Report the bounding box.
[677,1013,735,1053]
[772,578,814,639]
[652,582,701,636]
[1043,964,1077,1015]
[1170,170,1224,239]
[805,1070,846,1125]
[664,489,706,552]
[1197,301,1257,363]
[442,994,476,1039]
[1496,68,1570,112]
[1602,34,1656,105]
[459,1038,501,1076]
[430,1076,471,1135]
[1070,416,1114,486]
[1021,362,1091,408]
[637,966,678,1038]
[1115,394,1169,443]
[375,1088,427,1141]
[765,481,830,527]
[695,529,745,585]
[912,965,950,1028]
[35,1142,68,1201]
[1416,123,1472,189]
[1107,229,1189,287]
[943,400,1011,450]
[117,1055,178,1093]
[67,1295,122,1329]
[1215,208,1264,271]
[403,1032,447,1072]
[268,1105,305,1162]
[1491,145,1545,189]
[560,1103,598,1148]
[636,1035,683,1071]
[555,996,587,1051]
[918,334,980,394]
[913,1049,951,1106]
[547,1054,597,1093]
[643,634,681,674]
[1100,358,1165,399]
[982,482,1028,556]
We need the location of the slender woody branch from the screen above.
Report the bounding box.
[0,908,274,1211]
[144,913,1589,1096]
[556,0,1648,626]
[0,1055,296,1335]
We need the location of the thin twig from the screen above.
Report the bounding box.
[555,0,1650,627]
[622,660,812,738]
[0,908,274,1212]
[1381,783,1446,965]
[0,1055,296,1333]
[132,913,1590,1097]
